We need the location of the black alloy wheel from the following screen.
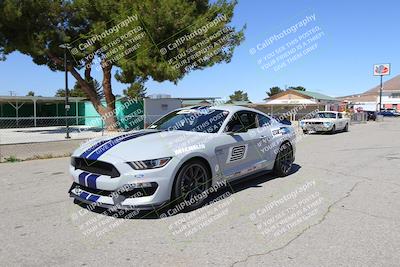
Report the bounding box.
[273,142,294,177]
[172,160,210,211]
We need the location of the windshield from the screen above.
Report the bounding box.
[316,112,337,119]
[149,108,229,133]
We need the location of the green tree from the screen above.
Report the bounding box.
[0,0,244,130]
[26,91,35,96]
[55,80,103,98]
[266,86,283,98]
[289,86,306,91]
[228,90,249,102]
[123,82,147,99]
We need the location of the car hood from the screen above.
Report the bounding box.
[301,118,335,122]
[73,129,211,161]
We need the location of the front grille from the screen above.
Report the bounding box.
[70,182,158,198]
[306,122,323,125]
[72,157,120,178]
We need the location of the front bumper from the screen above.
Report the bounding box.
[69,156,179,210]
[69,182,168,211]
[301,124,333,132]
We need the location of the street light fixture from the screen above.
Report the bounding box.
[59,44,71,139]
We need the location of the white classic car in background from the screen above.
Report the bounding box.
[300,111,350,134]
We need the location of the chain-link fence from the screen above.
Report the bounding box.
[0,115,145,162]
[0,116,103,129]
[350,112,368,124]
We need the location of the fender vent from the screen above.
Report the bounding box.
[227,145,248,163]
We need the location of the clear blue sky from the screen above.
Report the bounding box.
[0,0,399,101]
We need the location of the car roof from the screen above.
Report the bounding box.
[179,105,257,113]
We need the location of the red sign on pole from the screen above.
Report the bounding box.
[373,64,390,76]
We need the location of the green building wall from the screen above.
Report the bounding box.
[84,99,144,129]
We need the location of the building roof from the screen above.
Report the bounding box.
[267,89,337,102]
[225,100,252,106]
[294,90,337,101]
[181,99,212,106]
[364,74,400,93]
[336,93,377,103]
[179,97,221,100]
[337,74,400,103]
[0,96,87,103]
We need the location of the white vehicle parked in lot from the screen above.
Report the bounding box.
[69,106,296,211]
[300,111,350,134]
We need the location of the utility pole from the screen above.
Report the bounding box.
[379,75,383,112]
[59,44,71,139]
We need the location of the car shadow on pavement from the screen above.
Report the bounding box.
[74,164,301,220]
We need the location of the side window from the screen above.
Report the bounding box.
[338,113,342,119]
[225,111,257,133]
[257,114,271,127]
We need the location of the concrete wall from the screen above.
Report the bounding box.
[143,98,182,126]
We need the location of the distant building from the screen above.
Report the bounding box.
[0,96,180,129]
[148,94,172,99]
[180,97,221,107]
[338,74,400,111]
[264,89,338,106]
[251,90,340,120]
[225,100,252,106]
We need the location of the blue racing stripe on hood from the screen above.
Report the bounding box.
[85,131,158,160]
[80,139,116,158]
[79,134,133,158]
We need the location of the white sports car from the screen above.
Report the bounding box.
[69,106,296,211]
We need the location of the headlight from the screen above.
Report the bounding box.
[127,157,172,170]
[71,157,76,167]
[300,121,305,127]
[323,122,333,127]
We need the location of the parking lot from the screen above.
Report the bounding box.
[1,118,399,266]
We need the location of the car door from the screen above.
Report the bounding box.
[337,112,345,129]
[253,113,277,170]
[214,111,261,181]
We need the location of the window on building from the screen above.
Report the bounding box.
[391,93,400,98]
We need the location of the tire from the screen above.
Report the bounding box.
[330,125,336,134]
[172,159,211,211]
[343,123,349,132]
[302,129,308,134]
[273,142,294,177]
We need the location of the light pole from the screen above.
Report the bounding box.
[379,75,383,112]
[59,44,71,139]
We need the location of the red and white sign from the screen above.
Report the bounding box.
[373,63,391,76]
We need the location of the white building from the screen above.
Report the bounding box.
[339,74,400,111]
